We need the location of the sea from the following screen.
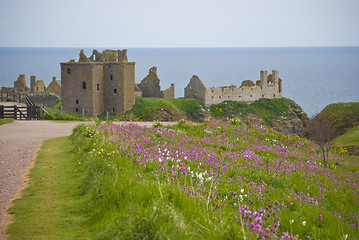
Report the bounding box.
[0,47,358,117]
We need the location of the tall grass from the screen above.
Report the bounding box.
[71,120,359,239]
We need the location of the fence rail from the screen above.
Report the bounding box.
[0,105,40,120]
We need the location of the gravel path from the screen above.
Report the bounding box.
[0,119,83,240]
[0,102,176,239]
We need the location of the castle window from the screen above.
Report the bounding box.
[228,96,230,98]
[82,82,86,89]
[219,96,221,99]
[97,83,99,91]
[114,88,117,94]
[212,90,214,93]
[239,95,241,98]
[76,100,78,104]
[222,89,224,92]
[250,95,252,97]
[75,108,78,112]
[262,94,264,97]
[37,87,38,91]
[211,96,214,99]
[67,69,71,74]
[113,108,115,112]
[110,75,113,81]
[274,94,276,97]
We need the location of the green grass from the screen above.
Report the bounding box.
[209,97,299,126]
[335,125,359,146]
[0,118,14,125]
[42,102,92,121]
[314,102,359,137]
[105,97,207,122]
[7,137,89,240]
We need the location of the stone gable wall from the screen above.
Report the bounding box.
[161,83,175,99]
[184,75,207,104]
[46,77,61,96]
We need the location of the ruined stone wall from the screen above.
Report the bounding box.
[205,85,264,106]
[30,75,36,93]
[46,77,61,96]
[138,67,161,98]
[34,80,46,92]
[161,83,175,99]
[135,84,143,97]
[14,74,29,92]
[184,75,207,104]
[28,93,60,107]
[204,70,282,106]
[184,70,282,106]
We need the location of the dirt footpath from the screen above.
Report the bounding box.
[0,120,83,240]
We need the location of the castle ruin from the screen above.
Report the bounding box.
[137,66,175,99]
[0,74,61,96]
[185,70,282,106]
[60,49,135,115]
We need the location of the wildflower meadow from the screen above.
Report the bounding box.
[71,119,359,239]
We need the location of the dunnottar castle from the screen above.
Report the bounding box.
[1,49,282,114]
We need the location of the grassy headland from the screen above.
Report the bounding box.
[313,102,359,138]
[105,97,209,122]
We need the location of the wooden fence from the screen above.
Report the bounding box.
[0,105,40,120]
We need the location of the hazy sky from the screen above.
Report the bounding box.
[0,0,358,47]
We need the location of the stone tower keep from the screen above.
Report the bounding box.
[60,49,135,115]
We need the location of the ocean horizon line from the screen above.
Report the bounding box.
[0,45,358,49]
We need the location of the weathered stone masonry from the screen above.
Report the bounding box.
[60,49,135,115]
[137,66,175,99]
[185,70,282,106]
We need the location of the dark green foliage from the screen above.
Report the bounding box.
[210,98,299,126]
[312,102,359,137]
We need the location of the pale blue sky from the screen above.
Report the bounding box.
[0,0,358,47]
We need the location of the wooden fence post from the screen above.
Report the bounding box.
[0,105,3,119]
[14,105,17,120]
